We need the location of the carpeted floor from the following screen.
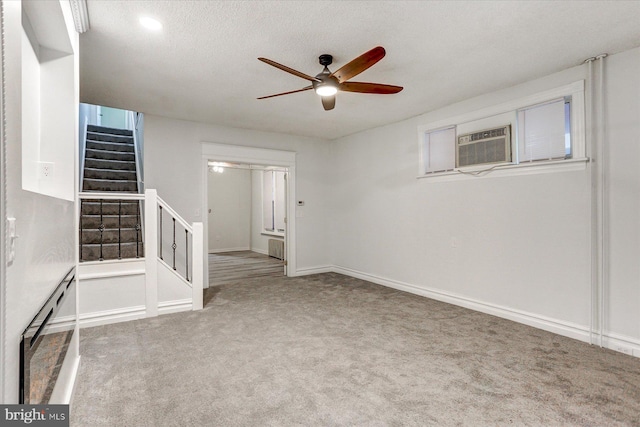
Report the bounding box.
[71,273,640,426]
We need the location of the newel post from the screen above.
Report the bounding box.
[144,189,159,317]
[192,222,204,310]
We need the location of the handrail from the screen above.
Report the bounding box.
[130,111,144,193]
[157,195,192,233]
[144,189,203,313]
[79,116,88,189]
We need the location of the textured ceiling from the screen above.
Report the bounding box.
[80,1,640,140]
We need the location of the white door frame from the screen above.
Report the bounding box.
[201,142,297,289]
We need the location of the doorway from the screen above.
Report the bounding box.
[206,161,288,287]
[201,142,297,290]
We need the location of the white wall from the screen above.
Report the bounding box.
[207,167,251,252]
[2,0,79,403]
[604,47,640,341]
[144,116,333,273]
[330,47,640,353]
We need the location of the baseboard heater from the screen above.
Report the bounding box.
[268,239,284,260]
[20,267,76,404]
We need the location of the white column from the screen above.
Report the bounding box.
[144,189,158,317]
[192,222,204,311]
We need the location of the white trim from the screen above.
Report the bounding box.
[295,266,333,276]
[331,265,640,358]
[201,142,297,281]
[261,231,284,238]
[157,195,192,233]
[78,258,145,280]
[144,189,159,317]
[417,157,588,182]
[251,248,268,255]
[208,246,250,254]
[333,265,589,340]
[158,299,192,315]
[79,305,146,328]
[78,191,145,200]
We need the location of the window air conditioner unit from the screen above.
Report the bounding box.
[456,125,511,168]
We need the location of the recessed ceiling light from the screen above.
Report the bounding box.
[139,16,162,31]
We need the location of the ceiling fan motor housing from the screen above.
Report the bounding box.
[319,54,333,66]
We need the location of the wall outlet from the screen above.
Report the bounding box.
[39,162,54,180]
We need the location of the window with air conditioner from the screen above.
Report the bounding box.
[417,81,585,179]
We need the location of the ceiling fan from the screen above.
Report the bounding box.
[257,46,403,111]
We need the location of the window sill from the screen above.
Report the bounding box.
[261,231,284,238]
[417,157,589,182]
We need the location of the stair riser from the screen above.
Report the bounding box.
[80,229,141,244]
[83,180,138,192]
[86,149,135,162]
[83,168,137,180]
[87,125,133,137]
[81,243,144,262]
[81,201,139,215]
[81,215,140,229]
[86,133,133,144]
[84,158,136,171]
[86,140,134,153]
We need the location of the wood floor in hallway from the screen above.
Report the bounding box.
[208,250,284,286]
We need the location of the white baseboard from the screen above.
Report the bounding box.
[79,305,146,329]
[209,246,250,254]
[158,299,192,315]
[332,265,640,358]
[251,248,268,255]
[295,265,333,276]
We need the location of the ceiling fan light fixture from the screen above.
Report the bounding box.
[315,84,337,97]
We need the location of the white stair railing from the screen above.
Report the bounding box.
[144,189,203,313]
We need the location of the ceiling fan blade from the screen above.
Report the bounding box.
[339,81,403,94]
[258,58,321,82]
[330,46,386,83]
[321,95,335,111]
[257,85,313,100]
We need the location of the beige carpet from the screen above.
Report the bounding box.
[71,273,640,426]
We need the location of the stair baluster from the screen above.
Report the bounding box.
[118,200,122,260]
[99,199,104,261]
[185,229,189,282]
[172,218,177,271]
[136,205,140,258]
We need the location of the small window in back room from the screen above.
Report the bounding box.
[421,126,456,174]
[263,170,286,234]
[517,97,572,162]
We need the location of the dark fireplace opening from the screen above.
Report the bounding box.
[20,267,77,404]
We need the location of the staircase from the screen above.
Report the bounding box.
[80,125,143,261]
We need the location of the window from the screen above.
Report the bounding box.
[263,170,286,234]
[417,81,586,180]
[422,127,456,173]
[517,97,571,162]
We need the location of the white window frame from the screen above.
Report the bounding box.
[262,169,286,237]
[417,80,587,182]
